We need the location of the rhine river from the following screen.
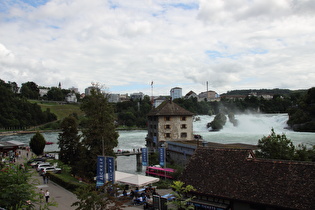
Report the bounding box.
[1,114,315,173]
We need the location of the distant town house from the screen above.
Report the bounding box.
[65,92,77,103]
[130,92,144,101]
[198,90,220,102]
[184,90,198,100]
[170,87,182,100]
[107,93,121,103]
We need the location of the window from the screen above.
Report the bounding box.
[181,116,186,121]
[181,132,187,138]
[165,133,171,138]
[165,125,171,129]
[181,124,187,129]
[165,116,170,121]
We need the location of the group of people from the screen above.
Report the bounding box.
[40,189,50,203]
[122,186,160,206]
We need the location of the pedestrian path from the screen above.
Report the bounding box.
[16,148,172,209]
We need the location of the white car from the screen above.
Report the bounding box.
[31,161,45,168]
[39,166,62,175]
[39,166,61,176]
[37,163,51,172]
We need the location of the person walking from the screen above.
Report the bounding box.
[40,189,45,202]
[42,174,46,184]
[45,190,50,203]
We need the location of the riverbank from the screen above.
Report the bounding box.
[0,126,145,137]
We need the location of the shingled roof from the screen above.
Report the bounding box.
[180,148,315,210]
[148,100,194,116]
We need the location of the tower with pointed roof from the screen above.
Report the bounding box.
[146,99,194,150]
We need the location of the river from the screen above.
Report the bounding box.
[1,114,314,173]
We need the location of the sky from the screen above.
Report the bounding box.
[1,0,315,96]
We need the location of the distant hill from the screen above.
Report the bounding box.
[221,88,306,96]
[30,100,84,121]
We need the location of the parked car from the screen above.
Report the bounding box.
[30,161,45,168]
[39,166,62,176]
[36,163,51,172]
[27,157,46,166]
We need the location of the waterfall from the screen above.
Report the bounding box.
[193,114,314,147]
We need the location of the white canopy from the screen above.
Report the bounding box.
[115,171,135,181]
[115,172,160,187]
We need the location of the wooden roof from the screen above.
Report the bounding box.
[148,100,194,116]
[180,148,315,210]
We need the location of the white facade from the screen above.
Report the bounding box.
[65,93,77,103]
[170,87,182,99]
[39,88,49,97]
[107,94,120,103]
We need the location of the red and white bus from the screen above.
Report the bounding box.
[145,166,175,179]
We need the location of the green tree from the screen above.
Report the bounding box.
[72,183,123,210]
[47,87,70,101]
[167,181,195,210]
[29,132,46,156]
[20,81,39,99]
[256,129,295,160]
[0,162,56,209]
[79,87,119,180]
[58,116,81,173]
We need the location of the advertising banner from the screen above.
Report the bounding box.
[159,147,165,167]
[96,156,105,187]
[106,156,115,183]
[141,147,148,166]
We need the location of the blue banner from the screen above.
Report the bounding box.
[96,156,105,187]
[106,156,115,183]
[141,148,148,166]
[159,147,165,167]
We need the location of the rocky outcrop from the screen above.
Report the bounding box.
[207,113,227,131]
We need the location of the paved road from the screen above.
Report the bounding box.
[17,149,172,209]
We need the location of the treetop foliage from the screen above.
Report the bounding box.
[256,128,315,161]
[29,131,46,156]
[0,79,57,129]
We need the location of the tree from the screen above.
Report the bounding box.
[58,116,81,172]
[256,129,295,160]
[20,81,39,99]
[79,87,119,180]
[29,132,46,156]
[167,181,195,210]
[72,183,124,210]
[0,162,57,209]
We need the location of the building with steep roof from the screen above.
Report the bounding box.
[146,99,195,150]
[184,90,198,100]
[180,148,315,210]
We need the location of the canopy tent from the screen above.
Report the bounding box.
[115,171,135,181]
[116,173,160,187]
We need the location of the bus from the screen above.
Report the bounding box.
[145,166,175,179]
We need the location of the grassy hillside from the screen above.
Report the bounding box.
[29,100,84,120]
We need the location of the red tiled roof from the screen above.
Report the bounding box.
[180,148,315,210]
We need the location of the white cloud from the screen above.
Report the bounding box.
[0,0,315,96]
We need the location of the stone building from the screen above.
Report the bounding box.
[146,99,194,150]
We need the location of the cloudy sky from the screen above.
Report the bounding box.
[1,0,315,96]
